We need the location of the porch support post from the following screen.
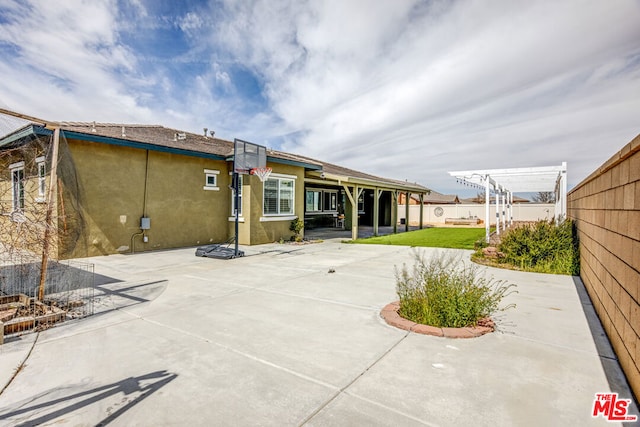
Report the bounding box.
[392,191,398,234]
[342,184,359,240]
[405,192,410,232]
[418,193,424,229]
[373,187,380,236]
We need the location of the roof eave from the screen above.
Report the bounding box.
[0,124,53,148]
[307,171,429,193]
[62,130,227,160]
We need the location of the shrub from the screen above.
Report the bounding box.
[497,220,579,275]
[395,251,516,328]
[289,218,304,242]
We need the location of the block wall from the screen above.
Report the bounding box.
[567,133,640,400]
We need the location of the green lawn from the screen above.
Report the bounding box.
[350,227,486,249]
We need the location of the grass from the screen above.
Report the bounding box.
[350,227,487,249]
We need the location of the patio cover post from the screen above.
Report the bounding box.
[405,192,410,232]
[418,193,424,229]
[373,188,379,236]
[342,184,359,240]
[392,191,398,234]
[484,175,490,243]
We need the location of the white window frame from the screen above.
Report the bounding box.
[203,169,220,191]
[262,173,296,218]
[10,161,25,212]
[36,156,46,202]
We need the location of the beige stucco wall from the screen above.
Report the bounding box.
[567,133,640,400]
[60,139,231,258]
[234,163,305,245]
[399,203,555,225]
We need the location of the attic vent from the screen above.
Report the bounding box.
[177,132,186,141]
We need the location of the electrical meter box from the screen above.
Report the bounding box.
[140,217,151,230]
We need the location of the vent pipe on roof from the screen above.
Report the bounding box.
[203,127,208,137]
[209,130,215,138]
[121,126,126,137]
[91,121,96,132]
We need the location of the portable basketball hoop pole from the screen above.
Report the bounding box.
[232,139,268,257]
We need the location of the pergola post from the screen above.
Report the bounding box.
[484,175,490,243]
[495,190,500,236]
[501,192,506,230]
[509,191,513,226]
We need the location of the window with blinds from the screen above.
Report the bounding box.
[264,177,294,215]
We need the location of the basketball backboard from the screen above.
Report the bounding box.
[234,139,266,174]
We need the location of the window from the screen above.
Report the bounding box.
[264,177,294,215]
[10,162,25,211]
[203,169,219,191]
[305,189,338,213]
[306,190,322,212]
[231,174,242,216]
[358,193,365,214]
[324,191,337,212]
[36,156,46,200]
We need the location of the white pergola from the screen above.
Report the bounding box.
[449,162,567,242]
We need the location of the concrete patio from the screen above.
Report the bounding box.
[0,240,637,426]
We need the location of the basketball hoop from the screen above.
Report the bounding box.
[251,167,272,182]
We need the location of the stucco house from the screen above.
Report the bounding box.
[0,109,428,259]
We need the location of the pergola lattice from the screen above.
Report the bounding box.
[449,163,567,242]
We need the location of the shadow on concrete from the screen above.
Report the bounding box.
[0,370,177,426]
[305,225,424,240]
[572,276,639,422]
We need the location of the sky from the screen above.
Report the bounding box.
[1,0,639,196]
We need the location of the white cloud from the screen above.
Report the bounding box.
[0,0,639,195]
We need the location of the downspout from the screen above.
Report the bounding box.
[131,150,150,254]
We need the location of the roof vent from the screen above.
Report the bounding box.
[92,121,96,132]
[121,126,126,137]
[203,127,208,137]
[177,132,186,141]
[209,130,215,138]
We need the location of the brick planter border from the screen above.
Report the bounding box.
[380,301,494,338]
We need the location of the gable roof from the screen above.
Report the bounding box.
[0,109,428,193]
[274,151,429,193]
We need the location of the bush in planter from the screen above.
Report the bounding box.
[395,251,516,328]
[498,219,579,275]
